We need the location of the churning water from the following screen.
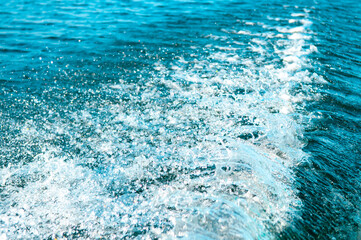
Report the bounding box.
[0,0,360,239]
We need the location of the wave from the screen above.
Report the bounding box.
[0,7,324,240]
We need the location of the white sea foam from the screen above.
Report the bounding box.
[0,11,321,240]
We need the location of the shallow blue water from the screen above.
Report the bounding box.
[0,0,360,239]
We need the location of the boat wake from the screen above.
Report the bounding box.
[0,7,326,239]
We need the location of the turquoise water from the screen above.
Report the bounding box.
[0,0,360,239]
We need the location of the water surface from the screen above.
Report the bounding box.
[0,0,360,239]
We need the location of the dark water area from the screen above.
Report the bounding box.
[283,1,361,239]
[0,0,360,239]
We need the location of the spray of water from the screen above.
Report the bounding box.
[0,9,325,239]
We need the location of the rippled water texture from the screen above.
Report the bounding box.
[0,0,360,239]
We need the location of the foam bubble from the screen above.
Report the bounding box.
[291,13,306,17]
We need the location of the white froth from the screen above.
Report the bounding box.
[0,11,320,240]
[291,13,306,17]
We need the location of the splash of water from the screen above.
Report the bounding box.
[0,8,324,239]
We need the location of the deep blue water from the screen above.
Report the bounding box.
[0,0,360,239]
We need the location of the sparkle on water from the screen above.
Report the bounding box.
[0,0,360,239]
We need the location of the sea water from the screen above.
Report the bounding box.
[0,0,360,239]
